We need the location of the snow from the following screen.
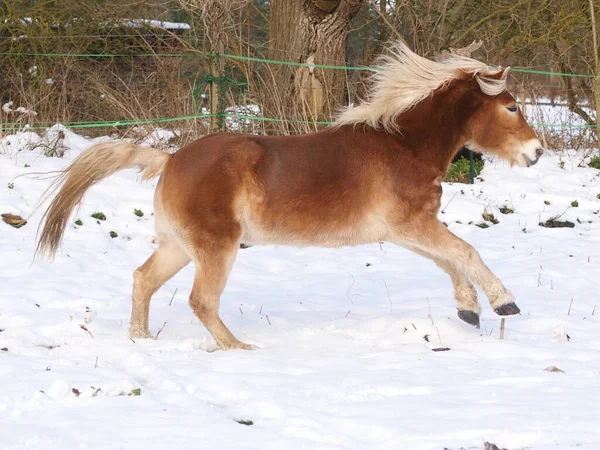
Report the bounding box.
[110,18,191,30]
[2,101,38,117]
[1,129,600,450]
[4,17,189,30]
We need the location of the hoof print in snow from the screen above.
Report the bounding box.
[2,213,27,228]
[539,218,575,228]
[457,310,480,328]
[494,302,520,316]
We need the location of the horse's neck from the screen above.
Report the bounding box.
[395,93,471,173]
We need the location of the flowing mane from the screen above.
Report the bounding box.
[335,42,507,133]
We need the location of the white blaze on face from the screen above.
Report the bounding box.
[518,138,544,167]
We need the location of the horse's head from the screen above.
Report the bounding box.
[334,42,545,167]
[466,68,544,167]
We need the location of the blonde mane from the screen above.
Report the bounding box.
[335,42,506,133]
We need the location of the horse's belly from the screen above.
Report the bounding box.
[240,210,390,248]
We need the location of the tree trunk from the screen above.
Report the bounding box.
[267,0,362,132]
[553,40,597,132]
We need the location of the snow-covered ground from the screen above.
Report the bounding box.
[1,128,600,450]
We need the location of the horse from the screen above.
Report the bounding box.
[36,42,544,350]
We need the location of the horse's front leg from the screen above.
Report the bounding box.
[404,245,481,327]
[398,219,520,316]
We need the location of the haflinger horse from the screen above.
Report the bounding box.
[36,42,544,350]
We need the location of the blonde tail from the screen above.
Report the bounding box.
[36,142,171,259]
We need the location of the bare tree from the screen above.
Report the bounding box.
[266,0,363,127]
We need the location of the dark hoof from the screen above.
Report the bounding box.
[458,310,480,328]
[494,302,521,316]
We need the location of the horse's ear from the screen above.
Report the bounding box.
[487,67,511,80]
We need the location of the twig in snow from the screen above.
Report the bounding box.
[500,318,505,340]
[425,298,442,344]
[435,327,442,346]
[346,274,355,304]
[568,297,574,315]
[154,321,167,340]
[345,310,351,318]
[168,288,178,306]
[593,305,596,316]
[426,297,434,326]
[537,273,542,287]
[239,305,244,315]
[79,324,94,338]
[259,305,263,315]
[94,356,98,369]
[381,278,392,313]
[266,315,271,325]
[441,192,458,214]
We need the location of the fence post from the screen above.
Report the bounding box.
[469,150,475,184]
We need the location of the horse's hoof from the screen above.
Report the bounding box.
[458,310,480,328]
[494,302,521,316]
[217,340,257,351]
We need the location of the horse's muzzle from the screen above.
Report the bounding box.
[523,147,544,167]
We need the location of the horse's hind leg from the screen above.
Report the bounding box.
[401,219,519,316]
[407,246,481,328]
[130,241,191,338]
[188,236,253,351]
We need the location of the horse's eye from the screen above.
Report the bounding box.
[507,105,518,112]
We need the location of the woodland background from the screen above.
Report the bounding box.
[1,0,598,149]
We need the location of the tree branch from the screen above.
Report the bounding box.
[554,41,597,127]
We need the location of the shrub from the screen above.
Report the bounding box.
[445,157,484,184]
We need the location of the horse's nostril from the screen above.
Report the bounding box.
[535,147,544,158]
